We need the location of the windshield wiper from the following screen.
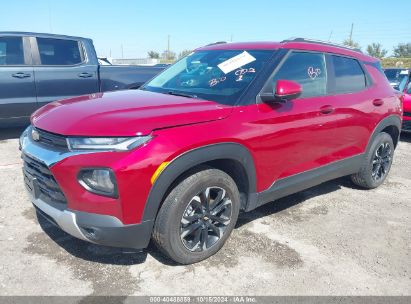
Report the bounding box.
[167,91,199,99]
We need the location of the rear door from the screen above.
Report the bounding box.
[325,54,375,158]
[31,37,99,109]
[0,36,37,122]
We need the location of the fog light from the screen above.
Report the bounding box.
[80,227,99,241]
[78,168,118,198]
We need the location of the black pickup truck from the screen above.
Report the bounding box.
[0,32,165,127]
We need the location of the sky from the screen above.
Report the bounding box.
[0,0,409,58]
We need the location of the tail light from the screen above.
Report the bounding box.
[395,91,404,116]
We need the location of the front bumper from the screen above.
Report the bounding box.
[31,194,153,249]
[21,127,154,249]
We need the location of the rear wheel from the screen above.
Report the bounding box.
[152,168,240,264]
[351,132,394,189]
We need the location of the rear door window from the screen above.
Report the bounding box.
[37,38,84,65]
[331,55,366,93]
[0,37,24,65]
[272,51,327,98]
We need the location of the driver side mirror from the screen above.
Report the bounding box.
[260,80,302,103]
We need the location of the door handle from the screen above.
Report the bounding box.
[320,105,334,114]
[12,72,31,79]
[373,99,384,106]
[78,72,93,78]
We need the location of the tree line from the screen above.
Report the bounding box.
[147,49,192,61]
[147,41,411,62]
[343,39,411,59]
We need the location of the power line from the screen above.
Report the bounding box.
[167,35,170,59]
[47,0,53,33]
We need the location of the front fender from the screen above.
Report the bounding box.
[141,143,257,222]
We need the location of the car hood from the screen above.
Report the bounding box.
[32,90,233,136]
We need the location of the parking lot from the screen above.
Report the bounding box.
[0,129,410,297]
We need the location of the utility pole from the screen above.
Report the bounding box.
[121,44,124,59]
[48,0,53,33]
[349,23,354,45]
[167,35,170,60]
[328,30,333,42]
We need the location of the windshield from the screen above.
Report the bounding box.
[143,50,274,105]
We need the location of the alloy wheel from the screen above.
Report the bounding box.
[180,187,232,252]
[372,142,392,182]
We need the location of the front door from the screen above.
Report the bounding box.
[253,51,342,183]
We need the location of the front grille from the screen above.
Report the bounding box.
[404,112,411,118]
[22,154,67,204]
[402,120,411,131]
[32,127,68,150]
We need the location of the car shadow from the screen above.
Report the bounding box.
[400,132,411,143]
[0,127,26,140]
[37,211,184,266]
[36,214,149,265]
[235,176,353,228]
[36,176,354,267]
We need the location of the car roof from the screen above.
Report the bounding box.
[198,40,377,62]
[0,31,91,42]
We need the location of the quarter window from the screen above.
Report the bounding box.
[398,74,408,92]
[37,38,83,65]
[0,37,24,65]
[272,52,327,98]
[331,55,366,93]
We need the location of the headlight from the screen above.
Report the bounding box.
[78,168,118,198]
[67,136,152,151]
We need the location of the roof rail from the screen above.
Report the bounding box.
[281,38,363,53]
[205,41,227,46]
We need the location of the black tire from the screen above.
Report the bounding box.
[351,132,394,189]
[152,168,240,264]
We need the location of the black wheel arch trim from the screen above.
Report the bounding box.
[366,115,401,152]
[141,142,257,222]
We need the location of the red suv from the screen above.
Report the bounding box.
[397,69,411,132]
[20,39,402,264]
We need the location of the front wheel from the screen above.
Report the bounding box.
[152,168,240,264]
[351,132,394,189]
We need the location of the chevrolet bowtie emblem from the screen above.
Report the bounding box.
[31,129,40,141]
